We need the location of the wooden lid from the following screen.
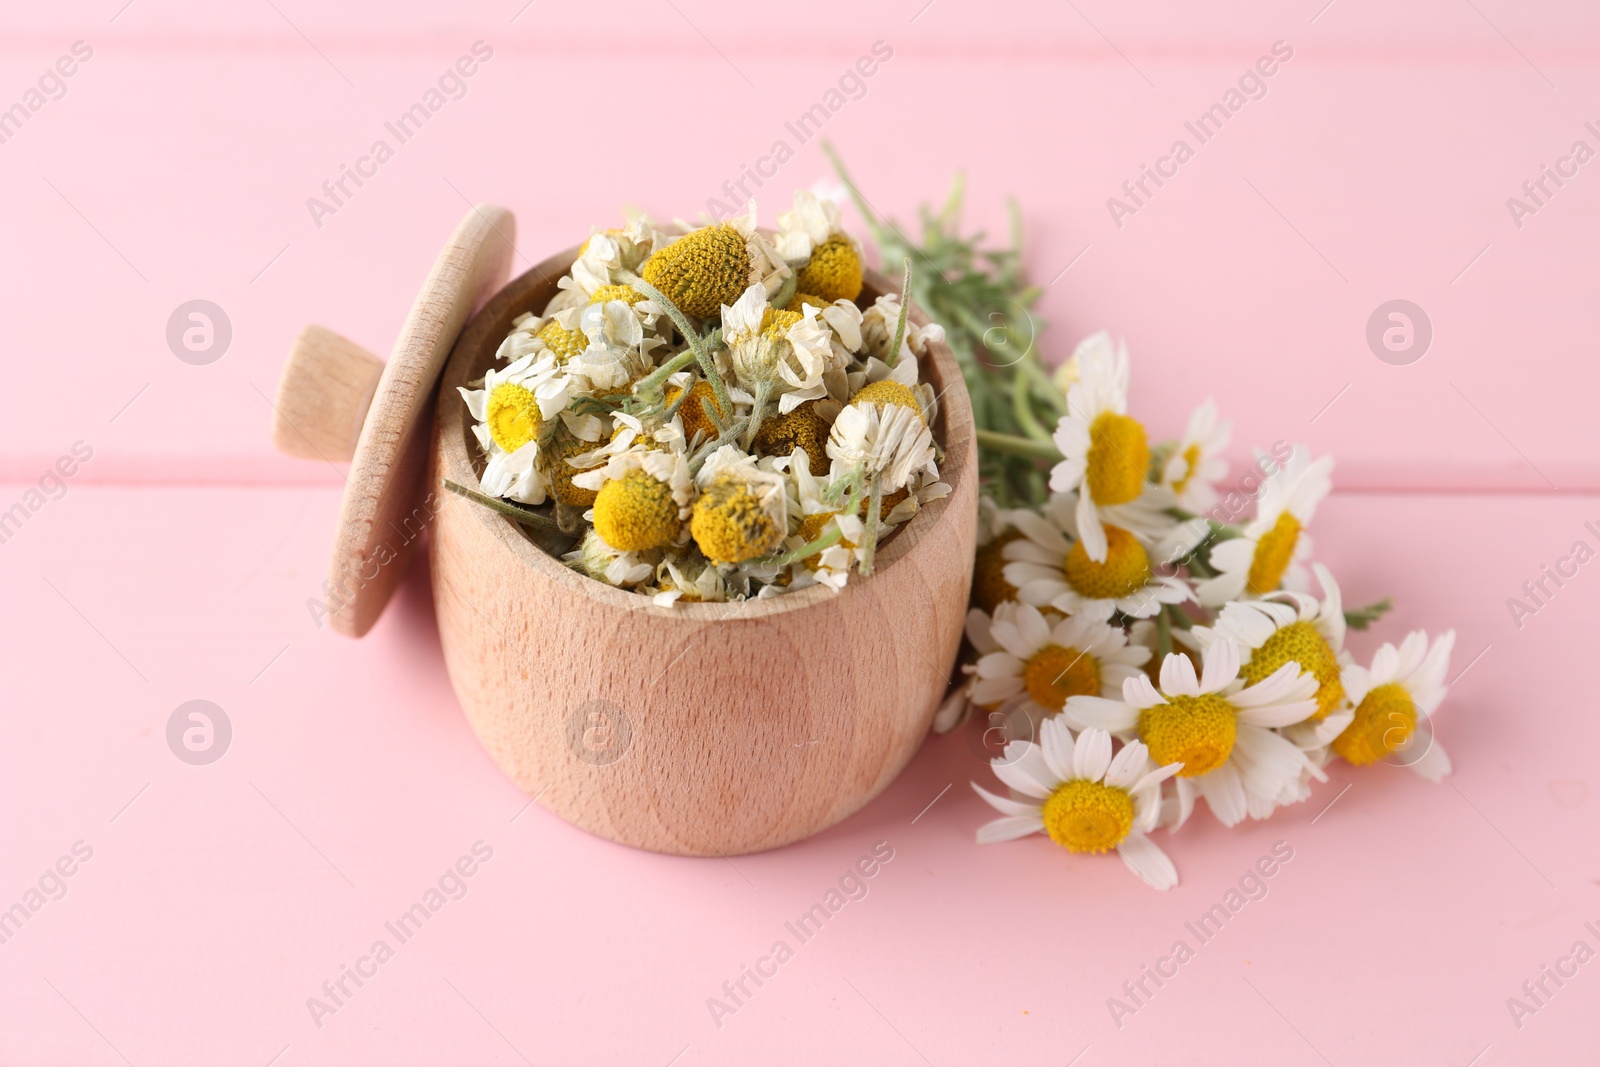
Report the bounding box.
[270,205,516,636]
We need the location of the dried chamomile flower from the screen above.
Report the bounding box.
[641,208,764,318]
[690,448,787,565]
[795,233,864,303]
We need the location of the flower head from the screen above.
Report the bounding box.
[1002,492,1188,621]
[1065,637,1323,828]
[641,221,755,318]
[1332,630,1454,779]
[972,721,1183,890]
[1196,445,1333,606]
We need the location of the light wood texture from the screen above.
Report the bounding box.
[270,325,384,462]
[431,254,978,856]
[272,205,516,637]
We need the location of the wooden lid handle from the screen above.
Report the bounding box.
[271,325,386,463]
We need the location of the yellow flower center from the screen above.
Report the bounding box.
[850,380,925,423]
[537,319,588,359]
[1022,644,1102,710]
[640,224,751,318]
[665,380,726,445]
[545,437,598,508]
[1138,692,1236,777]
[1247,512,1301,595]
[794,234,864,303]
[485,382,542,453]
[690,476,782,564]
[760,307,802,340]
[1063,526,1150,601]
[786,291,832,314]
[591,469,681,552]
[971,531,1021,613]
[589,284,643,305]
[1331,682,1417,765]
[1241,620,1343,721]
[752,401,831,475]
[1170,443,1202,494]
[1085,411,1150,507]
[1040,779,1135,854]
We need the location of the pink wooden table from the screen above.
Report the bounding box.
[2,1,1597,1063]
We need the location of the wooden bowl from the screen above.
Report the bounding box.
[274,207,977,856]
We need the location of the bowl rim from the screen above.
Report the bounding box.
[434,243,977,622]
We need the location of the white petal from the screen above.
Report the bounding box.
[976,814,1046,844]
[1063,695,1139,732]
[1039,716,1077,781]
[1104,740,1149,790]
[1121,674,1166,710]
[990,751,1054,799]
[1076,493,1108,563]
[1195,764,1248,827]
[1118,833,1179,890]
[1406,735,1452,782]
[1131,761,1184,795]
[1199,638,1240,693]
[1232,661,1318,710]
[970,781,1043,818]
[1160,651,1201,696]
[1073,728,1113,781]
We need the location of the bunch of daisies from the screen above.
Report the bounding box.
[937,332,1457,891]
[454,190,949,604]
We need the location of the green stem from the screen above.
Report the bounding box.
[1010,371,1052,443]
[884,258,913,368]
[619,271,732,417]
[443,480,561,530]
[769,525,843,566]
[975,429,1060,463]
[859,474,884,577]
[1018,357,1067,418]
[632,349,697,398]
[1156,609,1173,660]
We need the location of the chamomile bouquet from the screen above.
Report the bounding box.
[824,147,1458,892]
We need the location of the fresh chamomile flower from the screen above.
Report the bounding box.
[1196,445,1334,607]
[1331,630,1455,779]
[1160,398,1231,513]
[1065,638,1323,829]
[971,722,1184,890]
[641,203,771,317]
[458,352,573,504]
[563,528,655,588]
[1002,492,1190,621]
[1193,564,1353,752]
[690,446,788,564]
[1048,332,1152,564]
[972,602,1150,718]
